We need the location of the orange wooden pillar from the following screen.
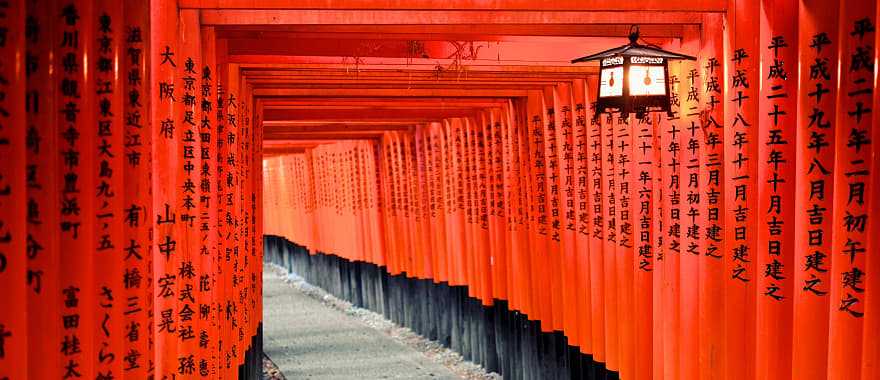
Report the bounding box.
[755,1,798,378]
[541,87,564,333]
[697,12,726,380]
[379,135,394,275]
[651,92,665,380]
[57,1,97,379]
[214,40,232,377]
[462,120,477,298]
[312,149,321,254]
[482,115,495,305]
[584,76,606,365]
[428,123,449,284]
[475,116,493,305]
[523,91,550,331]
[449,120,467,287]
[476,115,492,304]
[353,141,366,264]
[463,121,474,295]
[93,1,125,378]
[25,0,60,378]
[151,0,181,376]
[377,136,392,273]
[418,130,435,281]
[246,82,258,348]
[365,140,378,266]
[460,122,474,294]
[0,1,27,379]
[228,67,243,367]
[862,4,880,379]
[487,110,509,303]
[352,142,362,263]
[225,60,239,378]
[342,143,352,259]
[828,2,876,379]
[600,108,619,373]
[632,113,657,380]
[312,150,323,255]
[554,84,579,348]
[442,120,463,286]
[506,100,533,318]
[122,1,154,377]
[791,1,839,379]
[405,133,421,279]
[552,83,578,346]
[487,108,514,308]
[370,140,386,269]
[389,133,405,276]
[614,113,635,380]
[254,100,263,346]
[223,61,243,375]
[571,79,594,358]
[678,25,701,380]
[724,0,759,378]
[240,67,253,367]
[200,25,220,378]
[178,9,204,376]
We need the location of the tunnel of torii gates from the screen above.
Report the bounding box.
[1,0,880,379]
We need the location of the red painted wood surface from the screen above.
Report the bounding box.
[58,2,97,379]
[697,12,725,380]
[724,0,760,378]
[25,0,59,378]
[0,1,26,379]
[200,24,219,378]
[828,2,876,380]
[792,1,839,379]
[1,1,879,379]
[123,1,155,378]
[862,4,880,379]
[151,0,182,376]
[862,5,880,380]
[93,1,125,378]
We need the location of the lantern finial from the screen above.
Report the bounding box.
[628,25,640,45]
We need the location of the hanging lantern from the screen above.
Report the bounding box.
[571,26,695,118]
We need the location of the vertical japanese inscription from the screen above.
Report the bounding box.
[93,3,124,378]
[176,13,203,371]
[791,3,838,379]
[832,10,874,321]
[756,2,799,377]
[828,10,875,380]
[58,2,96,379]
[198,27,217,378]
[152,1,181,374]
[122,5,151,376]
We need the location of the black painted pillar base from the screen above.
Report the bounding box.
[263,235,620,380]
[237,322,263,380]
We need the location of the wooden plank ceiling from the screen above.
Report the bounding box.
[190,0,725,153]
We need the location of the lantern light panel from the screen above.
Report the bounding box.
[572,27,695,118]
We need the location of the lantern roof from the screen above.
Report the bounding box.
[570,27,696,63]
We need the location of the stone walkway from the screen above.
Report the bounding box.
[262,265,461,380]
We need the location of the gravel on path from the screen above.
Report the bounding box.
[263,264,501,380]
